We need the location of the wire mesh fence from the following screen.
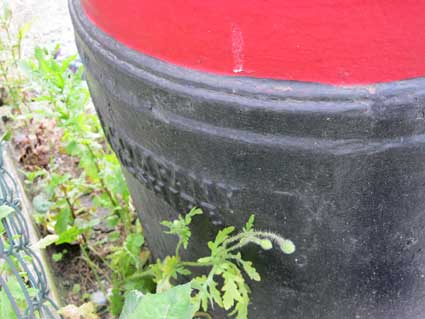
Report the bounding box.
[0,144,60,319]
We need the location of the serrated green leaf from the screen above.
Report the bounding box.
[222,273,241,310]
[161,209,202,249]
[240,260,261,281]
[184,207,203,224]
[214,226,235,246]
[208,280,223,307]
[243,215,255,232]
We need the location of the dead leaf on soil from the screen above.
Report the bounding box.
[58,302,99,319]
[13,118,62,170]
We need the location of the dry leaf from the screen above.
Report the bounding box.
[58,302,99,319]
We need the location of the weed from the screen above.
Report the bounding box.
[22,47,140,314]
[0,3,29,111]
[121,209,295,319]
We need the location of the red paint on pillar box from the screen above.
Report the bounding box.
[81,0,425,85]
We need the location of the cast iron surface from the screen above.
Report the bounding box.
[70,1,425,318]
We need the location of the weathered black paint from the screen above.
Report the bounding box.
[70,1,425,318]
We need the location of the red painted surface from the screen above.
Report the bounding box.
[81,0,425,85]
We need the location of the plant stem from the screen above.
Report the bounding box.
[84,143,118,205]
[126,269,154,281]
[84,142,133,234]
[223,232,248,248]
[255,230,287,245]
[80,244,109,295]
[175,240,183,259]
[180,261,213,268]
[62,185,89,245]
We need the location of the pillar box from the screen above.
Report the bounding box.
[70,1,425,318]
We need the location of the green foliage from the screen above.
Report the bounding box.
[0,1,29,110]
[23,169,46,185]
[0,205,39,319]
[1,4,145,318]
[0,130,11,142]
[161,207,203,252]
[23,46,89,112]
[124,210,295,319]
[0,277,37,319]
[23,46,134,239]
[109,230,152,315]
[52,249,67,262]
[15,45,141,315]
[120,284,194,319]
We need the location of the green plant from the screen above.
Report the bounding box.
[24,47,134,236]
[0,205,39,319]
[121,284,193,319]
[0,277,38,319]
[0,2,29,111]
[0,2,140,310]
[109,230,152,315]
[1,5,144,317]
[121,209,295,319]
[22,46,141,314]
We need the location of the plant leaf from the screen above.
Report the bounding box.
[0,205,14,220]
[0,130,12,142]
[56,226,84,244]
[58,302,98,319]
[33,234,59,249]
[0,281,18,319]
[120,284,194,319]
[243,215,255,232]
[214,226,235,246]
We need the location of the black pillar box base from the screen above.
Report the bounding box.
[70,1,425,318]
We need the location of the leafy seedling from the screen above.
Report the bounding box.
[123,210,295,319]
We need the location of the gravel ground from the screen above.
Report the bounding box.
[10,0,78,58]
